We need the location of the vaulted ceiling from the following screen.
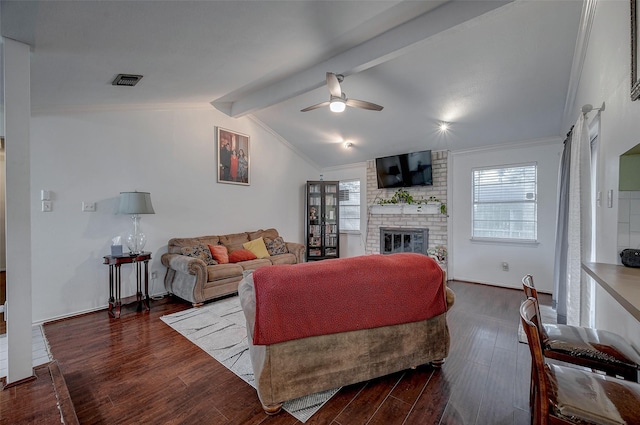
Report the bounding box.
[1,0,583,168]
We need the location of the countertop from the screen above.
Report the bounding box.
[582,262,640,321]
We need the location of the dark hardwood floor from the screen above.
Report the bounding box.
[3,280,546,424]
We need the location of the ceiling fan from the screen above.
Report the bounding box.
[300,72,383,113]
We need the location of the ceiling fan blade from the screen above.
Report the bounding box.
[326,72,342,98]
[300,101,330,112]
[346,98,384,111]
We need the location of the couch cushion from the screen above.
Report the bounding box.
[219,232,250,252]
[243,237,270,259]
[239,258,272,271]
[195,235,221,246]
[167,237,206,254]
[265,236,288,256]
[180,245,217,266]
[229,249,258,263]
[207,263,243,281]
[249,228,279,241]
[269,253,297,265]
[208,244,229,264]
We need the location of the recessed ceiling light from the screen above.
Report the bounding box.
[439,122,450,132]
[343,141,353,149]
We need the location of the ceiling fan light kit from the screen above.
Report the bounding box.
[301,72,383,113]
[330,97,346,113]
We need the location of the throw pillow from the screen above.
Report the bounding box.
[208,244,229,264]
[265,236,288,256]
[181,245,217,266]
[243,237,270,259]
[228,249,258,263]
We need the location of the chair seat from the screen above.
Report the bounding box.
[544,324,640,377]
[547,363,640,424]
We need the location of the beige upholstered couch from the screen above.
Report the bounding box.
[161,228,304,306]
[239,253,455,415]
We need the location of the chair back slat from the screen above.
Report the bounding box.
[522,274,537,299]
[522,274,547,342]
[520,298,550,425]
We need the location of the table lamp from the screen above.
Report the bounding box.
[118,191,155,254]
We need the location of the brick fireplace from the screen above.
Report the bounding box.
[366,150,448,256]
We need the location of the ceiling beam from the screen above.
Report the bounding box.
[212,0,512,117]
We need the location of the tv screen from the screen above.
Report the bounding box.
[375,150,432,189]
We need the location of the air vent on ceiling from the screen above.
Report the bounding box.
[112,74,143,87]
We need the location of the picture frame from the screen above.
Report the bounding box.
[632,0,640,100]
[217,127,250,185]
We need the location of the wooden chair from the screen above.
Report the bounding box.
[522,274,640,381]
[520,297,640,425]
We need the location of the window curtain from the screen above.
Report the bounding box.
[553,128,571,324]
[553,113,592,326]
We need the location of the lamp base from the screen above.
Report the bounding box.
[126,215,147,254]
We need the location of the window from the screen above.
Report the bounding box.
[472,164,537,242]
[339,179,360,232]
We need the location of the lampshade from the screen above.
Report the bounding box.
[118,192,155,215]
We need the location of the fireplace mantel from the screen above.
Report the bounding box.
[370,203,441,215]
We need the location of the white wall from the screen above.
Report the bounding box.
[4,37,34,383]
[30,107,317,323]
[320,163,367,258]
[450,139,563,292]
[568,0,640,343]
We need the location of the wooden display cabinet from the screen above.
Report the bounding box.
[306,181,339,260]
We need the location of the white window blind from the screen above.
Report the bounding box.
[472,164,537,241]
[339,180,360,232]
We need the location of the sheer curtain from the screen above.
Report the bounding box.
[555,113,592,326]
[553,128,571,324]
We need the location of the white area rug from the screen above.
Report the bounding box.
[518,304,557,343]
[160,296,339,423]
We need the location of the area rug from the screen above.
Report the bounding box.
[518,304,557,343]
[160,296,339,423]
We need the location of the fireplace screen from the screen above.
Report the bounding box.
[380,228,428,255]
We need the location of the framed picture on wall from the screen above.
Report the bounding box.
[217,127,250,185]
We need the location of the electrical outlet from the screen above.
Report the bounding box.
[151,271,158,279]
[42,201,52,212]
[82,202,96,212]
[501,262,509,271]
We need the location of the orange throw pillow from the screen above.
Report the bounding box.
[228,249,258,263]
[208,244,229,264]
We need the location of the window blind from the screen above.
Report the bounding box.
[339,180,360,232]
[472,164,537,241]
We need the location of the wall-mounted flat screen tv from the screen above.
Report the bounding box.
[375,150,433,189]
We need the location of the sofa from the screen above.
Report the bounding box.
[238,252,455,415]
[161,228,304,306]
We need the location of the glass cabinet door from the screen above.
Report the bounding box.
[323,182,338,257]
[306,181,339,260]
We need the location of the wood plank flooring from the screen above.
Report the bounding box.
[3,280,545,424]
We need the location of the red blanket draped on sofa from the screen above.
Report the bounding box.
[252,253,446,345]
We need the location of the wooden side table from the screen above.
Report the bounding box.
[103,251,151,318]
